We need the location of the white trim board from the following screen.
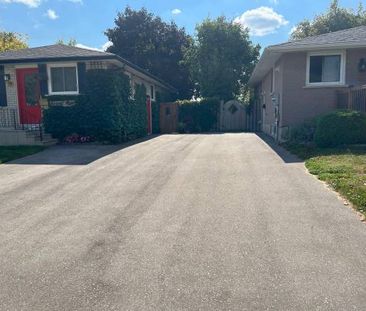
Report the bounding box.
[305,50,346,87]
[47,62,79,95]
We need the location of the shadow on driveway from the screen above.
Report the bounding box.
[5,132,302,166]
[255,133,304,164]
[5,135,159,166]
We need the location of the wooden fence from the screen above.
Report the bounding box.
[337,85,366,112]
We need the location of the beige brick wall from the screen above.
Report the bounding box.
[4,65,18,109]
[0,65,20,128]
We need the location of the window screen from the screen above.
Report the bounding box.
[50,66,77,93]
[309,55,341,83]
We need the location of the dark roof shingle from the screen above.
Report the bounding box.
[0,44,114,62]
[270,25,366,50]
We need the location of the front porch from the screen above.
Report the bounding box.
[0,107,57,146]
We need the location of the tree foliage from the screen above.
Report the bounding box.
[0,32,27,52]
[177,98,220,133]
[291,0,366,40]
[184,17,260,101]
[56,38,77,46]
[105,7,193,99]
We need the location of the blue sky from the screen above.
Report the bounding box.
[0,0,363,51]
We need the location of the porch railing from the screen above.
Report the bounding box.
[337,85,366,112]
[0,107,43,141]
[0,108,18,129]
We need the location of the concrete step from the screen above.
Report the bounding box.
[38,139,58,146]
[24,131,58,146]
[33,134,54,141]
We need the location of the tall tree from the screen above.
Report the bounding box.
[184,16,260,101]
[291,0,366,40]
[105,7,193,99]
[0,32,27,52]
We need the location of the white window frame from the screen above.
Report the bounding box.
[306,50,346,87]
[47,62,79,95]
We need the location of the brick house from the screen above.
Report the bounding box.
[0,44,174,145]
[249,26,366,141]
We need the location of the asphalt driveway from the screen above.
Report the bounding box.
[1,134,365,310]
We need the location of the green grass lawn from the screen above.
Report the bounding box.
[0,146,45,164]
[285,143,366,218]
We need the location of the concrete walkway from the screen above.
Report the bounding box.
[0,134,365,310]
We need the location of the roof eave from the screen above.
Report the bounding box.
[0,54,115,65]
[248,48,282,87]
[249,41,366,86]
[113,55,177,92]
[269,40,366,52]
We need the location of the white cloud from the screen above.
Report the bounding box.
[0,0,41,8]
[234,6,288,37]
[46,9,58,20]
[102,41,113,51]
[171,8,182,15]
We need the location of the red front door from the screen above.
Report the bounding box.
[16,68,42,124]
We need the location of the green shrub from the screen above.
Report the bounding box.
[314,110,366,147]
[125,84,147,139]
[177,98,220,133]
[289,119,317,144]
[43,104,81,140]
[80,69,132,143]
[44,69,147,143]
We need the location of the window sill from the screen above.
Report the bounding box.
[48,92,79,96]
[303,84,349,89]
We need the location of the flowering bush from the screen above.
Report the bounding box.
[64,134,93,144]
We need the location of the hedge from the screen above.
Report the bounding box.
[44,69,147,143]
[289,119,318,144]
[43,105,81,140]
[177,98,220,133]
[314,110,366,147]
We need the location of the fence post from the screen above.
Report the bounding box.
[13,109,17,130]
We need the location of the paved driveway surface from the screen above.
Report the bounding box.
[0,134,365,310]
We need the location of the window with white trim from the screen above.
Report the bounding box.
[48,64,78,94]
[307,52,345,85]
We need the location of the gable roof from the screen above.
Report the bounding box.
[0,44,176,92]
[0,44,114,63]
[249,26,366,86]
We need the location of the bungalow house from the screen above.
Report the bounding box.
[0,44,175,145]
[249,26,366,141]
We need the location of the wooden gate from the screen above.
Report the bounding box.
[219,100,246,132]
[160,102,178,133]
